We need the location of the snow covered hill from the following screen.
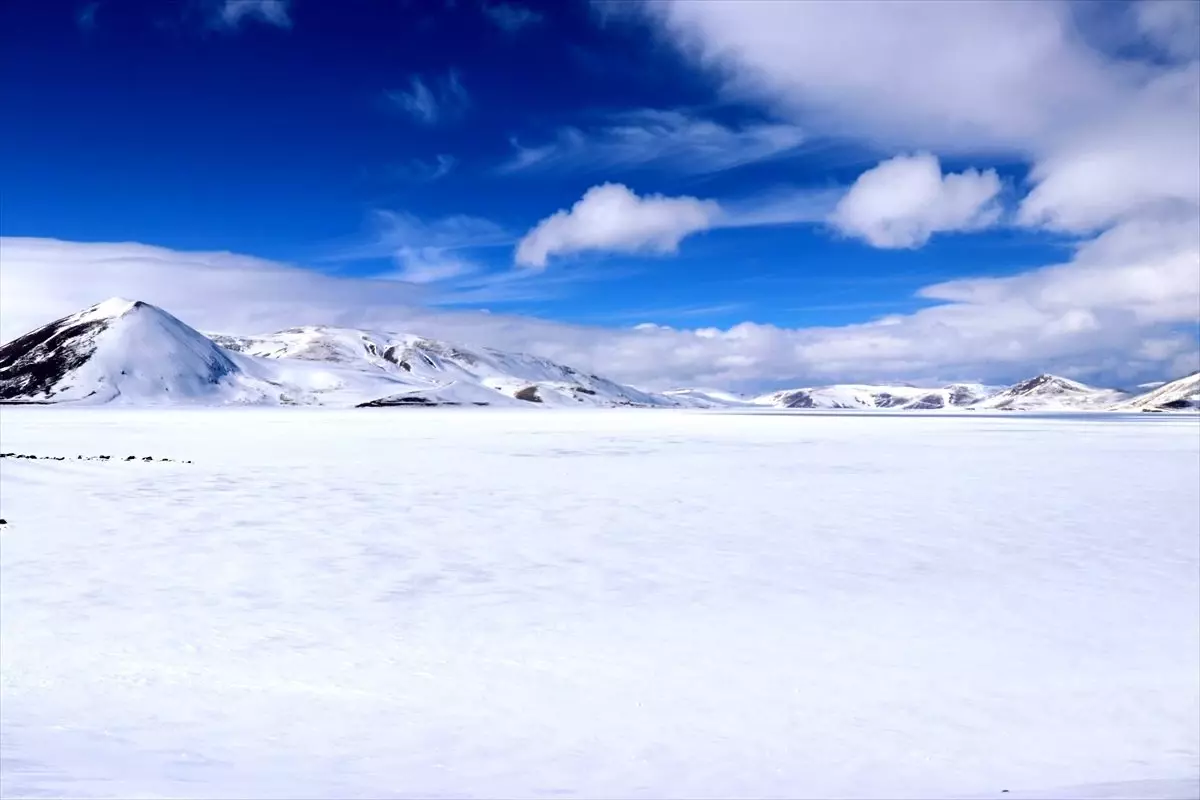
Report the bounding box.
[752,382,996,410]
[0,298,247,404]
[208,325,678,408]
[970,374,1127,411]
[0,299,692,408]
[3,299,1185,413]
[661,387,750,407]
[1112,372,1200,412]
[748,373,1153,412]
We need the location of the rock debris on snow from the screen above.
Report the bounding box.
[0,453,190,463]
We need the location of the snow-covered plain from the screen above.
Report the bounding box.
[1,408,1198,800]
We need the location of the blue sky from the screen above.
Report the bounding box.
[1,0,1197,390]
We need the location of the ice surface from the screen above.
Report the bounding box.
[1,409,1198,799]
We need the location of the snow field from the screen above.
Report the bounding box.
[1,409,1198,799]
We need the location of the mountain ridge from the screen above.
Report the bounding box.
[0,300,692,408]
[1,299,1195,412]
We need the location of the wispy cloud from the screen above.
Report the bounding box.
[385,71,469,126]
[390,248,480,284]
[0,238,426,340]
[214,0,291,30]
[342,211,627,304]
[364,209,511,257]
[419,261,637,306]
[498,109,805,175]
[332,209,512,289]
[76,2,100,31]
[390,154,457,182]
[483,3,544,33]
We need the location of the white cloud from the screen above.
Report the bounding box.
[499,109,805,175]
[216,0,291,29]
[1016,66,1200,233]
[628,1,1103,151]
[393,154,457,182]
[76,2,100,31]
[625,0,1200,241]
[514,184,721,268]
[484,3,544,33]
[919,212,1200,327]
[390,248,479,284]
[596,0,1199,383]
[356,210,511,258]
[7,237,1193,391]
[386,71,469,126]
[829,153,1003,248]
[334,210,510,287]
[0,238,425,340]
[1135,0,1200,60]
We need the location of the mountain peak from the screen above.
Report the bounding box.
[0,299,239,403]
[70,297,152,326]
[1008,373,1085,393]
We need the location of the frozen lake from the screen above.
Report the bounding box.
[1,409,1198,799]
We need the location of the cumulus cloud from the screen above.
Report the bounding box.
[484,3,544,33]
[626,0,1199,239]
[498,109,805,175]
[215,0,291,29]
[4,237,1195,390]
[515,183,721,268]
[602,0,1198,382]
[829,153,1003,248]
[386,71,469,126]
[1016,66,1200,233]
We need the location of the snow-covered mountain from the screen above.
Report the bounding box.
[3,299,1186,413]
[0,298,245,404]
[0,299,691,408]
[970,374,1126,411]
[661,387,750,407]
[0,299,422,406]
[751,382,995,410]
[1112,372,1200,412]
[208,325,674,408]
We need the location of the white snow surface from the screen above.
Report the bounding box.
[1,409,1198,799]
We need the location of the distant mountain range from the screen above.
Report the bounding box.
[1,299,1197,413]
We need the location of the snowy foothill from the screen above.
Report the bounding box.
[1,407,1198,799]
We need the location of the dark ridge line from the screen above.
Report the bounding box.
[0,453,193,463]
